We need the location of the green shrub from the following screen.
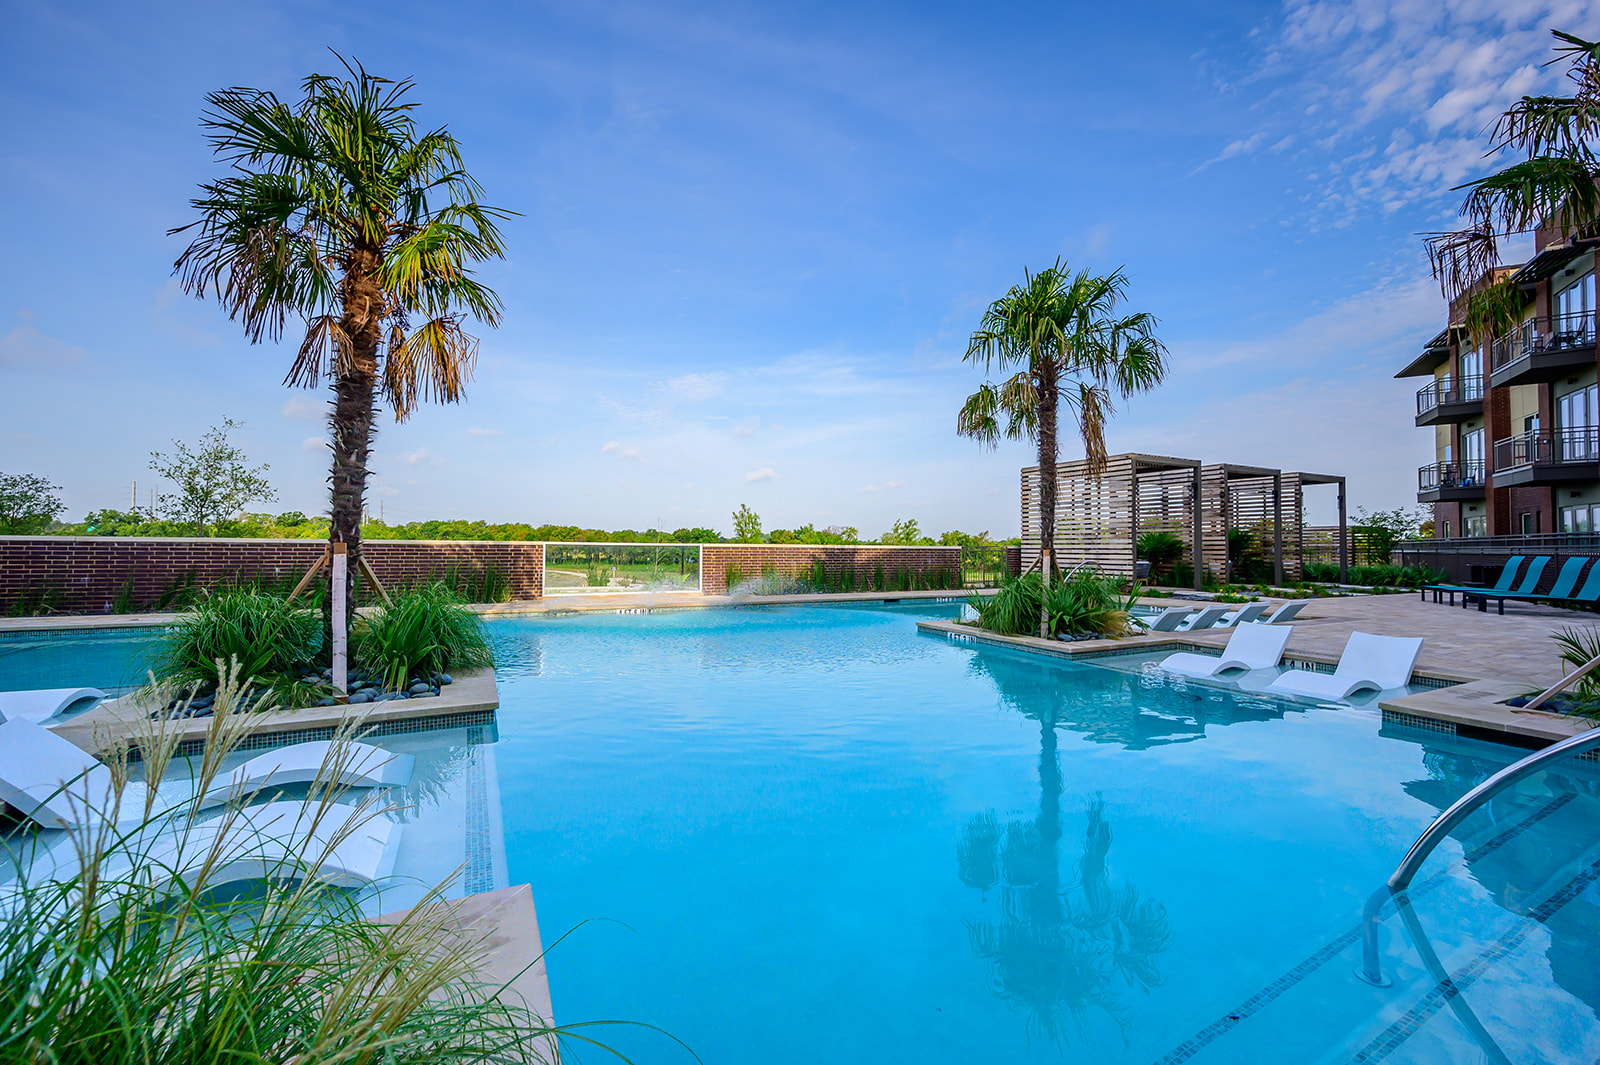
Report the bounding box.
[724,563,746,591]
[1136,531,1185,582]
[971,572,1044,636]
[353,583,494,692]
[973,570,1133,638]
[153,588,323,699]
[1301,562,1445,588]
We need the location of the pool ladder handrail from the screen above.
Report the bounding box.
[1359,722,1600,985]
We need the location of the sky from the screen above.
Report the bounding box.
[4,0,1599,538]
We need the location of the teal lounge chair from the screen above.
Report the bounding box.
[1424,555,1523,607]
[1464,555,1549,614]
[1481,555,1600,613]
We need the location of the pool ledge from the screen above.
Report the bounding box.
[914,618,1592,747]
[51,668,499,756]
[376,883,557,1059]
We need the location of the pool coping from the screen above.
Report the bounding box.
[375,883,557,1061]
[913,617,1594,748]
[51,668,500,756]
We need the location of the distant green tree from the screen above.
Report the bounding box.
[0,472,64,534]
[1352,506,1428,565]
[149,419,276,536]
[881,518,928,545]
[670,527,722,543]
[939,529,991,548]
[733,504,762,543]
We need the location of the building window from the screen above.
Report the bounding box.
[1465,515,1487,537]
[1557,383,1600,461]
[1459,346,1483,400]
[1562,505,1593,534]
[1460,428,1484,481]
[1442,519,1451,539]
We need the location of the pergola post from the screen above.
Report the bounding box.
[1273,471,1284,587]
[1338,478,1348,583]
[1190,465,1204,590]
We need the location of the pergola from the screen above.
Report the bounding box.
[1020,453,1205,589]
[1022,456,1347,589]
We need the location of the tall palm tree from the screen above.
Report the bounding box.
[1425,30,1600,299]
[170,56,510,625]
[957,261,1166,635]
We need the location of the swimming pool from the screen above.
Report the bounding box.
[6,604,1598,1061]
[488,603,1600,1064]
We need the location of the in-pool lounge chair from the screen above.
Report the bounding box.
[1159,622,1293,679]
[12,800,402,897]
[0,720,414,830]
[1132,607,1195,633]
[1175,605,1231,632]
[1216,602,1269,627]
[1423,555,1525,607]
[1268,632,1423,700]
[0,688,107,726]
[1258,601,1308,624]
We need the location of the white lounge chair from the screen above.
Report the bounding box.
[12,801,402,896]
[147,801,403,892]
[1159,623,1292,678]
[0,720,414,831]
[1175,605,1230,632]
[1268,631,1423,700]
[1216,602,1269,627]
[1258,601,1307,624]
[0,687,106,726]
[1132,607,1194,632]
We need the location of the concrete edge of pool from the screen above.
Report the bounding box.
[912,616,1594,748]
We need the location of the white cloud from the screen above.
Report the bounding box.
[661,372,725,401]
[601,440,643,461]
[0,321,85,368]
[1192,131,1268,174]
[858,480,907,492]
[282,398,319,421]
[300,436,325,453]
[744,466,777,482]
[403,448,437,467]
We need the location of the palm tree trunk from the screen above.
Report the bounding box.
[329,245,385,634]
[1036,360,1059,637]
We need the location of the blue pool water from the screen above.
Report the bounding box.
[0,628,164,693]
[7,605,1599,1061]
[488,603,1600,1064]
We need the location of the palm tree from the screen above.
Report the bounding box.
[957,261,1166,635]
[170,56,510,625]
[1425,31,1600,299]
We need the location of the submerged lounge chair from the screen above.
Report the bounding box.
[1175,605,1231,632]
[1159,622,1293,679]
[1216,602,1269,627]
[0,688,106,726]
[0,720,414,831]
[1268,632,1423,700]
[1258,601,1308,624]
[1132,607,1195,633]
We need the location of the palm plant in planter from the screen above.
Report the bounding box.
[1136,531,1185,585]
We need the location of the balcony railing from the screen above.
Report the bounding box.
[1489,310,1599,373]
[1492,426,1600,472]
[1418,460,1485,491]
[1415,377,1483,416]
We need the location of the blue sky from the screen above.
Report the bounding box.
[4,0,1598,537]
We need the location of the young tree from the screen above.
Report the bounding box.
[732,503,762,543]
[958,261,1167,634]
[0,472,64,534]
[1425,31,1600,299]
[880,518,925,545]
[1352,506,1427,566]
[149,419,276,535]
[170,57,509,622]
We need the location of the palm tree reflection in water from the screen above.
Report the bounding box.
[959,715,1170,1047]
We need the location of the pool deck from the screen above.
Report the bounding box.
[917,592,1600,746]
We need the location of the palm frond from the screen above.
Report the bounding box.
[383,316,478,421]
[957,382,1003,447]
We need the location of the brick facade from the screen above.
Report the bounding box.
[0,536,545,613]
[699,544,963,595]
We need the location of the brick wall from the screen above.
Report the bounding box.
[0,536,544,613]
[700,544,963,595]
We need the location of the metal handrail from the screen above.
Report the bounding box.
[1359,723,1600,984]
[1416,377,1483,415]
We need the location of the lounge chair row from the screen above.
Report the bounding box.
[1425,554,1600,614]
[1135,599,1307,633]
[1160,625,1423,700]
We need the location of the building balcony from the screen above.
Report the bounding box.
[1491,427,1600,486]
[1415,377,1483,426]
[1487,310,1599,388]
[1418,461,1486,503]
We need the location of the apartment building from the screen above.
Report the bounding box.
[1400,228,1597,539]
